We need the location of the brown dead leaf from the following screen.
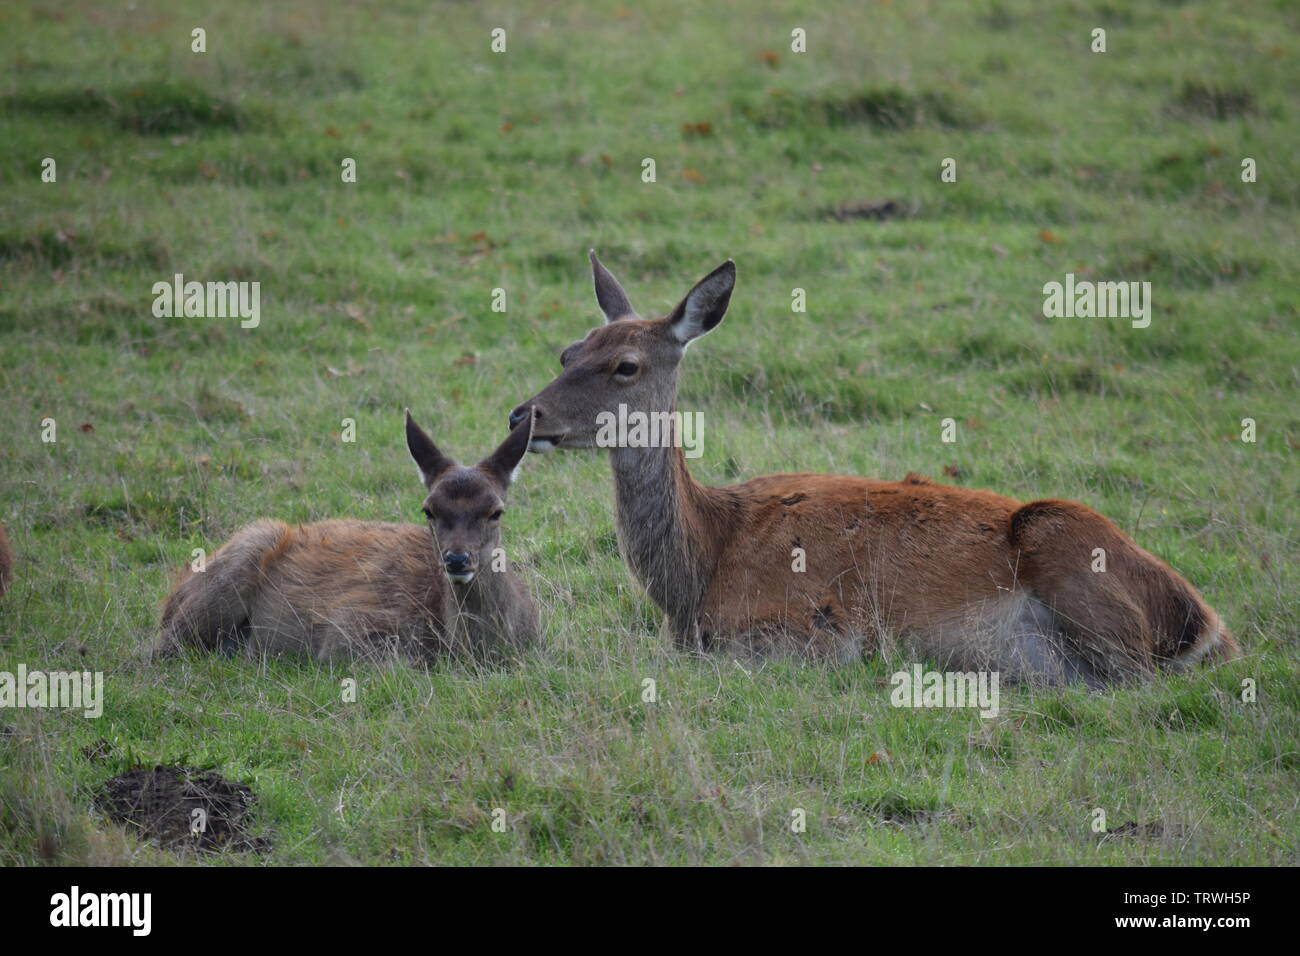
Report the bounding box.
[341,303,370,329]
[1038,228,1061,244]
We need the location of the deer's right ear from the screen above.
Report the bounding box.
[405,410,455,488]
[590,249,638,323]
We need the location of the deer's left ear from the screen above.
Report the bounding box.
[406,410,455,488]
[479,410,534,488]
[665,260,735,344]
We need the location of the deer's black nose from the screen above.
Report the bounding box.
[508,405,532,430]
[445,552,471,573]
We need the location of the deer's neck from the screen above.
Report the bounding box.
[609,429,728,633]
[449,562,520,641]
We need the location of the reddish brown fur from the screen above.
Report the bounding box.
[511,254,1238,683]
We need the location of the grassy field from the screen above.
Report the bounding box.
[0,0,1296,865]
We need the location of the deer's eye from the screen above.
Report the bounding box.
[422,507,435,520]
[489,509,504,521]
[614,361,639,377]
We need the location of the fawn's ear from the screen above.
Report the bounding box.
[479,410,534,488]
[405,410,455,488]
[665,260,735,344]
[590,249,638,323]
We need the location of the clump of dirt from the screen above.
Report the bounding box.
[1102,820,1188,841]
[1171,82,1255,120]
[96,765,269,853]
[742,86,970,131]
[823,198,909,221]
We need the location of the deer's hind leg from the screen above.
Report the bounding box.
[1006,499,1230,684]
[155,520,291,659]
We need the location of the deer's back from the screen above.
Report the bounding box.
[239,519,449,659]
[704,472,1024,638]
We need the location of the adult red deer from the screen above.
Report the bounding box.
[155,412,540,662]
[509,253,1237,684]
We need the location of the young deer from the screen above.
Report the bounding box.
[155,412,540,663]
[509,252,1238,684]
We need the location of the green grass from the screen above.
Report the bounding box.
[0,0,1296,865]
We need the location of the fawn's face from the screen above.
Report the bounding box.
[510,253,735,452]
[422,468,506,583]
[406,411,532,586]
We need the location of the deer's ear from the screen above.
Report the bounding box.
[479,410,534,488]
[665,260,735,344]
[405,410,455,488]
[590,249,638,323]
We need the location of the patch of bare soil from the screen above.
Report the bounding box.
[96,764,268,853]
[823,198,909,221]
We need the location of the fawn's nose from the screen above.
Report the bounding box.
[444,551,472,573]
[508,404,534,430]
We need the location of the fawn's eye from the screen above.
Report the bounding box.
[489,509,504,521]
[422,507,434,520]
[614,361,639,377]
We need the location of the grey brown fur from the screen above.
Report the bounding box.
[156,413,540,663]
